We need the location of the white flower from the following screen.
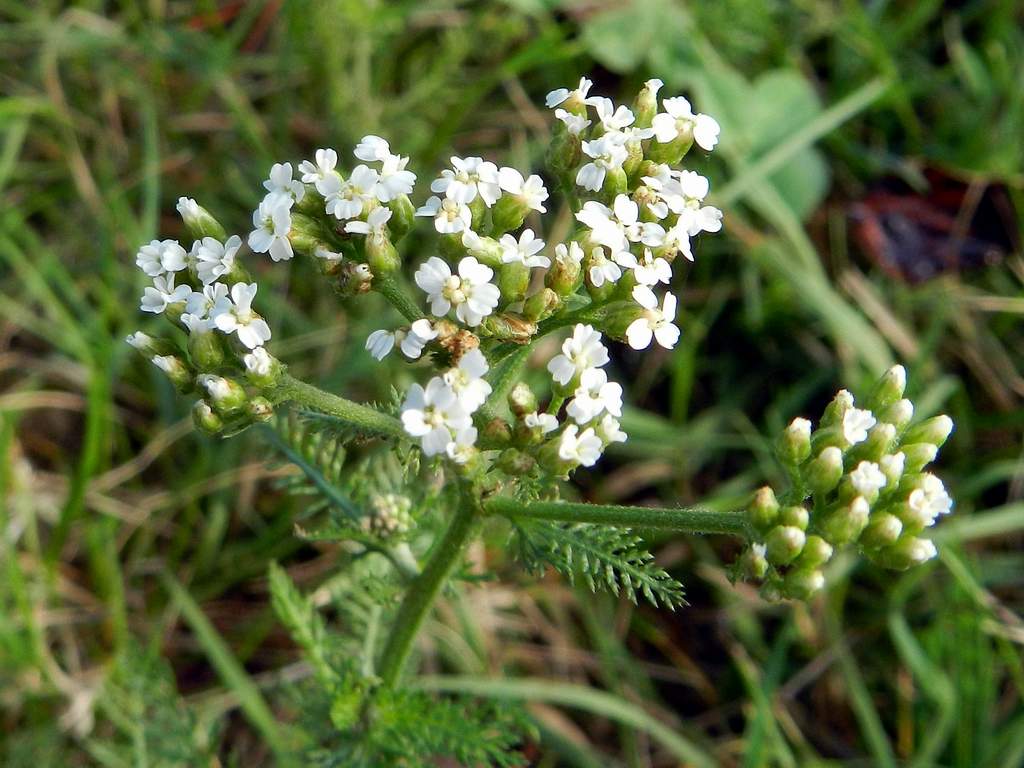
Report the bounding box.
[545,77,592,109]
[299,148,338,185]
[344,206,392,245]
[660,221,695,262]
[400,377,472,457]
[903,538,938,565]
[842,407,876,446]
[577,195,663,255]
[524,411,558,434]
[152,355,183,376]
[136,239,188,277]
[185,282,228,319]
[248,194,293,262]
[353,134,392,163]
[907,474,952,527]
[365,329,396,361]
[586,246,622,287]
[180,312,213,336]
[626,288,680,350]
[353,135,415,201]
[615,248,672,286]
[554,241,584,266]
[243,346,274,376]
[652,96,720,151]
[443,348,491,412]
[557,424,602,467]
[211,282,272,349]
[263,162,305,202]
[125,331,155,351]
[192,235,241,285]
[415,195,472,234]
[596,414,627,445]
[414,256,500,326]
[431,156,501,206]
[585,96,635,131]
[400,318,439,359]
[576,134,628,192]
[499,229,549,268]
[554,108,590,135]
[446,427,479,464]
[140,273,191,314]
[547,324,609,385]
[674,171,723,236]
[497,168,549,213]
[176,197,201,222]
[850,461,887,496]
[566,368,623,424]
[320,165,379,220]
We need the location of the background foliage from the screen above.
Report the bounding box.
[2,1,1023,765]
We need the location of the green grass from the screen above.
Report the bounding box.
[2,1,1023,765]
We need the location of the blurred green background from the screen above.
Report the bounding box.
[2,1,1023,765]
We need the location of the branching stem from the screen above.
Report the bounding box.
[276,374,405,440]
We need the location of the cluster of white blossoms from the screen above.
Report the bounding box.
[739,365,955,599]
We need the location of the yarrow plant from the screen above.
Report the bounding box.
[127,77,954,764]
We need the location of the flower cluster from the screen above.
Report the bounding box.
[736,365,955,599]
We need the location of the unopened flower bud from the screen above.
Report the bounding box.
[242,347,281,388]
[490,194,530,236]
[867,364,906,411]
[248,396,274,423]
[498,262,531,304]
[546,242,584,297]
[901,443,939,473]
[192,399,223,434]
[807,446,844,495]
[188,328,226,371]
[126,331,174,359]
[880,399,914,430]
[389,195,416,241]
[601,167,627,199]
[742,543,769,580]
[478,313,536,343]
[647,126,693,166]
[547,128,583,179]
[765,525,805,566]
[523,288,560,322]
[497,448,535,475]
[363,493,413,539]
[847,422,897,464]
[176,197,227,242]
[820,496,870,545]
[508,383,538,417]
[902,415,954,449]
[748,486,780,533]
[782,568,826,600]
[840,460,888,505]
[820,389,855,429]
[797,535,833,569]
[287,213,324,255]
[779,505,809,531]
[335,261,373,297]
[151,354,193,392]
[860,512,903,548]
[196,374,247,415]
[878,452,905,487]
[870,536,938,570]
[777,417,812,466]
[480,417,512,448]
[461,231,504,268]
[632,78,663,129]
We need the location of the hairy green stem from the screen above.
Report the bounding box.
[377,489,481,686]
[487,497,751,536]
[374,273,425,322]
[277,374,405,440]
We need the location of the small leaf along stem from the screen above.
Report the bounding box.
[377,482,482,687]
[276,374,405,440]
[486,496,751,537]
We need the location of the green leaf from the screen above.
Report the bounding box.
[581,0,690,73]
[268,562,339,688]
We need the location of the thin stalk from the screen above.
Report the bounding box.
[487,497,750,536]
[276,374,405,440]
[374,273,425,322]
[377,489,481,687]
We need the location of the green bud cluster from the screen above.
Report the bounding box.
[735,366,954,600]
[361,493,414,540]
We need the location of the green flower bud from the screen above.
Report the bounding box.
[126,331,174,359]
[490,194,529,236]
[462,231,505,268]
[188,328,226,371]
[632,78,663,129]
[820,496,870,545]
[600,167,628,199]
[860,512,903,549]
[846,422,897,464]
[779,505,809,531]
[242,347,282,388]
[523,288,560,322]
[879,399,914,430]
[497,448,535,475]
[878,452,906,488]
[820,389,855,429]
[438,232,467,260]
[742,543,769,580]
[797,535,833,569]
[389,195,417,241]
[545,241,584,297]
[647,129,693,166]
[468,196,487,232]
[366,235,400,276]
[869,536,937,570]
[622,140,645,179]
[866,364,906,412]
[192,399,223,434]
[288,213,324,255]
[363,493,414,540]
[498,262,531,305]
[478,313,536,344]
[777,417,812,466]
[782,568,826,600]
[248,396,274,423]
[480,417,512,448]
[806,446,844,495]
[335,261,374,298]
[176,197,227,242]
[901,443,939,473]
[902,415,954,449]
[508,383,538,417]
[151,354,193,392]
[196,374,247,415]
[765,525,806,566]
[546,127,583,179]
[747,486,780,533]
